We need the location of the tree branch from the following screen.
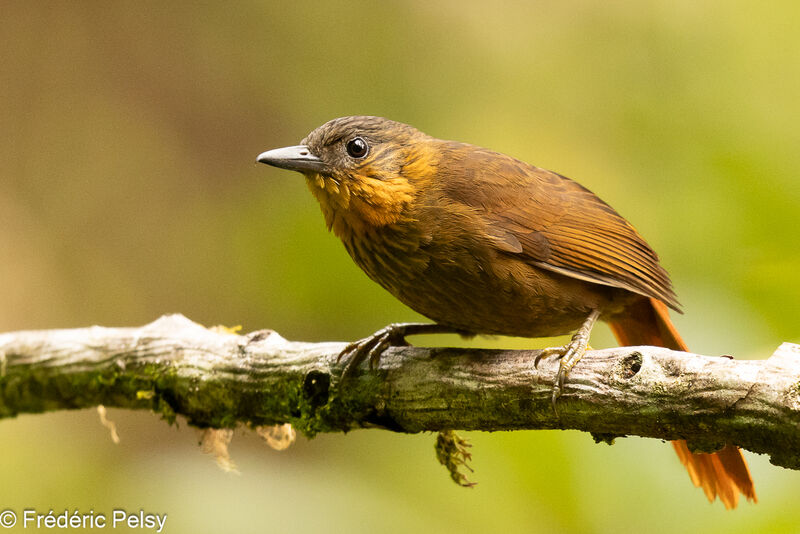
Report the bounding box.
[1,314,798,469]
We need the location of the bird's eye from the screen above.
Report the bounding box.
[346,137,369,158]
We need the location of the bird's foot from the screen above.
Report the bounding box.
[338,323,412,378]
[535,337,592,416]
[534,310,600,416]
[338,322,466,378]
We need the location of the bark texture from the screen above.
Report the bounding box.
[1,315,798,469]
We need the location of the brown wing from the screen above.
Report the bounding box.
[438,142,680,311]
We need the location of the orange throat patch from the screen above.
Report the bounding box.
[306,172,417,239]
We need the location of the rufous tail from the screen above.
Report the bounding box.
[608,297,756,509]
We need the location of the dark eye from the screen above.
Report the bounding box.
[346,137,369,158]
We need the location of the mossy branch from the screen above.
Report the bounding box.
[1,314,799,469]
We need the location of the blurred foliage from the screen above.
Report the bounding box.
[1,1,799,532]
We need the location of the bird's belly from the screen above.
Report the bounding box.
[394,262,612,337]
[345,232,629,338]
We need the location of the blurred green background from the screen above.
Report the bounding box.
[2,1,799,532]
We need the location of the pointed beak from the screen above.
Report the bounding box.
[256,145,327,173]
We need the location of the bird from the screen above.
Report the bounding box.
[256,115,756,508]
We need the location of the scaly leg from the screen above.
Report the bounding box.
[338,322,468,378]
[534,309,600,416]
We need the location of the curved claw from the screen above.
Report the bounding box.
[533,344,571,417]
[534,310,601,418]
[534,346,565,368]
[337,322,469,380]
[367,335,391,369]
[338,323,413,379]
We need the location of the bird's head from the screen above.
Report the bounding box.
[257,116,438,236]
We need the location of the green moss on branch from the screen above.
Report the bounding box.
[1,315,800,472]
